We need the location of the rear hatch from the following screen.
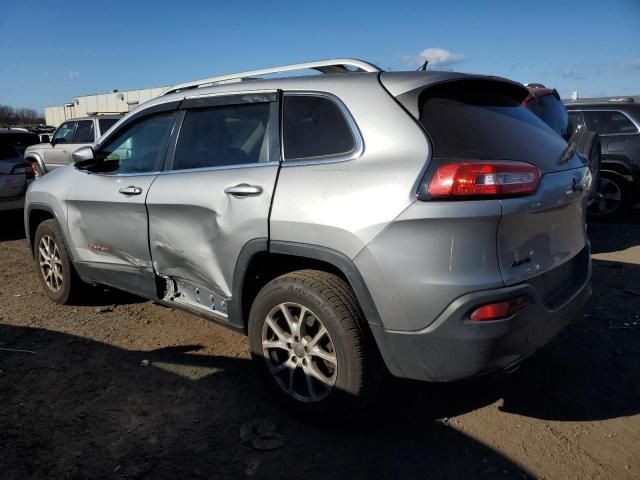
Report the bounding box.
[384,74,591,297]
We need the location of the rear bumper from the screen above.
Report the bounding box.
[370,250,592,382]
[0,195,25,212]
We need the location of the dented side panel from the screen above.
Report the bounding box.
[66,171,158,274]
[146,164,278,300]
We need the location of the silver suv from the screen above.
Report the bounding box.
[25,59,592,412]
[24,114,121,177]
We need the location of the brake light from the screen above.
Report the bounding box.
[427,162,540,198]
[470,296,528,322]
[10,163,35,179]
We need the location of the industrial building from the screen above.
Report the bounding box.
[44,86,167,126]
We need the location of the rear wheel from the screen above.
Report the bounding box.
[248,270,383,414]
[587,171,632,220]
[34,219,85,304]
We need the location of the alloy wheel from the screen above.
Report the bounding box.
[262,302,337,402]
[588,177,622,217]
[38,235,63,292]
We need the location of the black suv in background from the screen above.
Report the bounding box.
[565,98,640,218]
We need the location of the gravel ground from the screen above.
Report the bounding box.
[0,210,638,480]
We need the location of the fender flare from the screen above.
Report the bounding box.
[25,203,72,260]
[230,239,384,331]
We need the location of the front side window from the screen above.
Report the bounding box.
[74,120,95,143]
[568,111,586,134]
[582,110,639,135]
[283,95,356,160]
[53,121,76,144]
[94,112,175,174]
[172,102,273,170]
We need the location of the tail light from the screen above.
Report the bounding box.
[426,161,541,199]
[470,296,528,322]
[11,163,35,179]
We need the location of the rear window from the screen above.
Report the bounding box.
[283,95,355,160]
[419,81,568,171]
[582,110,638,135]
[99,118,119,136]
[0,133,39,157]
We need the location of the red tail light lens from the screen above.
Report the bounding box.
[427,162,541,198]
[11,163,35,179]
[470,296,528,322]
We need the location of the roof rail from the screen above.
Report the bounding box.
[163,58,382,95]
[609,97,635,103]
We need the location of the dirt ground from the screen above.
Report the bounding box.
[0,210,639,480]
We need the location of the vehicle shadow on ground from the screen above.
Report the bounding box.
[0,211,26,242]
[589,213,640,254]
[0,323,533,480]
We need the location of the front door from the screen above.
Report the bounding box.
[145,92,280,326]
[66,109,178,298]
[46,120,76,170]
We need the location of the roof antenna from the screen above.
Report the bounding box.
[417,59,429,71]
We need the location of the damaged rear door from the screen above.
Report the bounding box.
[146,92,280,327]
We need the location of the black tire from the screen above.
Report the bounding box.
[33,219,85,304]
[588,170,632,220]
[248,269,383,414]
[570,130,601,191]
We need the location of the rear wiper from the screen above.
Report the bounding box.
[559,142,577,164]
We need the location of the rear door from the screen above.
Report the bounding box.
[581,109,640,157]
[418,80,591,288]
[146,92,280,325]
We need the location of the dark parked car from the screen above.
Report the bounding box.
[524,85,601,203]
[565,98,640,218]
[0,128,38,211]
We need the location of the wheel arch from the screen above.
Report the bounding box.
[231,240,383,334]
[26,204,61,258]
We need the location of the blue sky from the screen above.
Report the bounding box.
[1,0,639,113]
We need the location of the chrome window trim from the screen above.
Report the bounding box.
[568,108,640,136]
[281,91,364,167]
[157,161,276,176]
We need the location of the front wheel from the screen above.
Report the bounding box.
[248,270,383,414]
[34,219,85,304]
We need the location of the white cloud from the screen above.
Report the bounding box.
[560,68,585,80]
[67,70,80,79]
[621,59,640,70]
[404,48,466,68]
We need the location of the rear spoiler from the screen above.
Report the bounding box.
[379,71,528,119]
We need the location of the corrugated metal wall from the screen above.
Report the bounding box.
[44,87,166,126]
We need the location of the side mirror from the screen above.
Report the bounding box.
[72,146,95,169]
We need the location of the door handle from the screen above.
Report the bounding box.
[224,183,263,197]
[119,186,143,196]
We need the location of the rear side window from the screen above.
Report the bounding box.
[419,81,567,171]
[98,118,119,136]
[283,95,355,160]
[74,120,95,143]
[172,102,273,170]
[582,111,638,135]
